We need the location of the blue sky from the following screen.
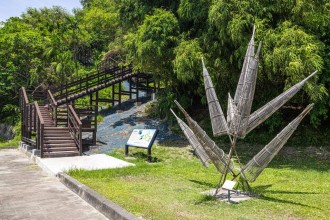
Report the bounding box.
[0,0,82,22]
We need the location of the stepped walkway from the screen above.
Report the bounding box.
[20,57,158,158]
[0,149,107,220]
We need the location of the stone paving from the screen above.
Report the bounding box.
[87,97,184,154]
[0,149,108,220]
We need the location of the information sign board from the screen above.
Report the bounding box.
[126,129,158,148]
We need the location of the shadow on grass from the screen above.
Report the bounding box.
[194,195,217,205]
[189,179,215,188]
[130,151,162,163]
[253,184,321,194]
[259,195,323,210]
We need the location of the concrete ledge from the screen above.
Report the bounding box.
[18,141,36,162]
[57,173,138,220]
[0,146,17,150]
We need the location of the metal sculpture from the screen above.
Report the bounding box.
[171,26,317,192]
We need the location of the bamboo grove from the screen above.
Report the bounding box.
[0,0,329,131]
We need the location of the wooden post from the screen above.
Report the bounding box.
[94,91,99,145]
[40,123,44,158]
[119,82,122,109]
[112,84,115,106]
[90,93,93,106]
[136,74,139,103]
[86,74,89,92]
[29,104,32,139]
[146,78,149,96]
[65,81,68,103]
[79,123,82,156]
[79,77,82,92]
[129,77,132,100]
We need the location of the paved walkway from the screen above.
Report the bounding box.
[89,98,184,154]
[0,149,108,220]
[37,153,134,176]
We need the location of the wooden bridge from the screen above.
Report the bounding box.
[19,57,158,158]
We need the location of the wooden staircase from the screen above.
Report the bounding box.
[39,106,80,157]
[20,57,157,158]
[54,65,135,106]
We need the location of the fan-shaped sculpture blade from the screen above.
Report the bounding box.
[174,100,234,174]
[233,26,256,106]
[170,109,210,167]
[241,104,314,182]
[229,46,260,138]
[227,93,236,128]
[202,58,228,136]
[246,71,318,134]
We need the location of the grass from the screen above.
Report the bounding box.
[0,135,20,148]
[0,122,20,149]
[68,144,330,220]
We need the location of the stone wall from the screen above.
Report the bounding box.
[0,123,14,140]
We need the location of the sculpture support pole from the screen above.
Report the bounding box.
[215,134,251,194]
[214,135,237,194]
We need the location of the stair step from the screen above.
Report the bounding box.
[44,143,76,148]
[43,147,78,151]
[44,133,71,137]
[44,139,74,143]
[43,151,80,157]
[44,136,73,140]
[44,131,70,134]
[44,127,69,130]
[44,134,72,138]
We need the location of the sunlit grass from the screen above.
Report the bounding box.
[69,145,330,220]
[0,136,20,148]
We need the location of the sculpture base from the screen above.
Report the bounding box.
[202,188,258,203]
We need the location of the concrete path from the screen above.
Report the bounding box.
[0,149,108,220]
[37,153,134,176]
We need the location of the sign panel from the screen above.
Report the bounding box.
[126,129,158,148]
[222,180,236,191]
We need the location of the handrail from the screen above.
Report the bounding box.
[69,105,82,126]
[47,90,58,126]
[47,90,57,106]
[34,102,45,125]
[52,65,121,95]
[52,58,120,94]
[21,87,29,104]
[34,101,45,158]
[68,105,82,156]
[53,66,133,102]
[20,87,33,141]
[49,57,132,102]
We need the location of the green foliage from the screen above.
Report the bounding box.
[125,8,179,79]
[1,0,330,128]
[173,39,204,84]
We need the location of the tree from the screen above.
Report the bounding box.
[125,8,179,82]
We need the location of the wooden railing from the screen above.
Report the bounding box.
[34,101,45,158]
[68,105,82,155]
[51,57,119,96]
[52,65,132,101]
[50,57,134,102]
[97,56,120,74]
[47,90,58,126]
[74,104,98,144]
[19,87,36,146]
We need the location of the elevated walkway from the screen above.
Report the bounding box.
[20,57,158,158]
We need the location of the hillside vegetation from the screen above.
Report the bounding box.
[0,0,329,132]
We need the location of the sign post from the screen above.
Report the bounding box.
[125,129,158,162]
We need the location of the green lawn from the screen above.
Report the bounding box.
[0,136,19,148]
[69,145,329,220]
